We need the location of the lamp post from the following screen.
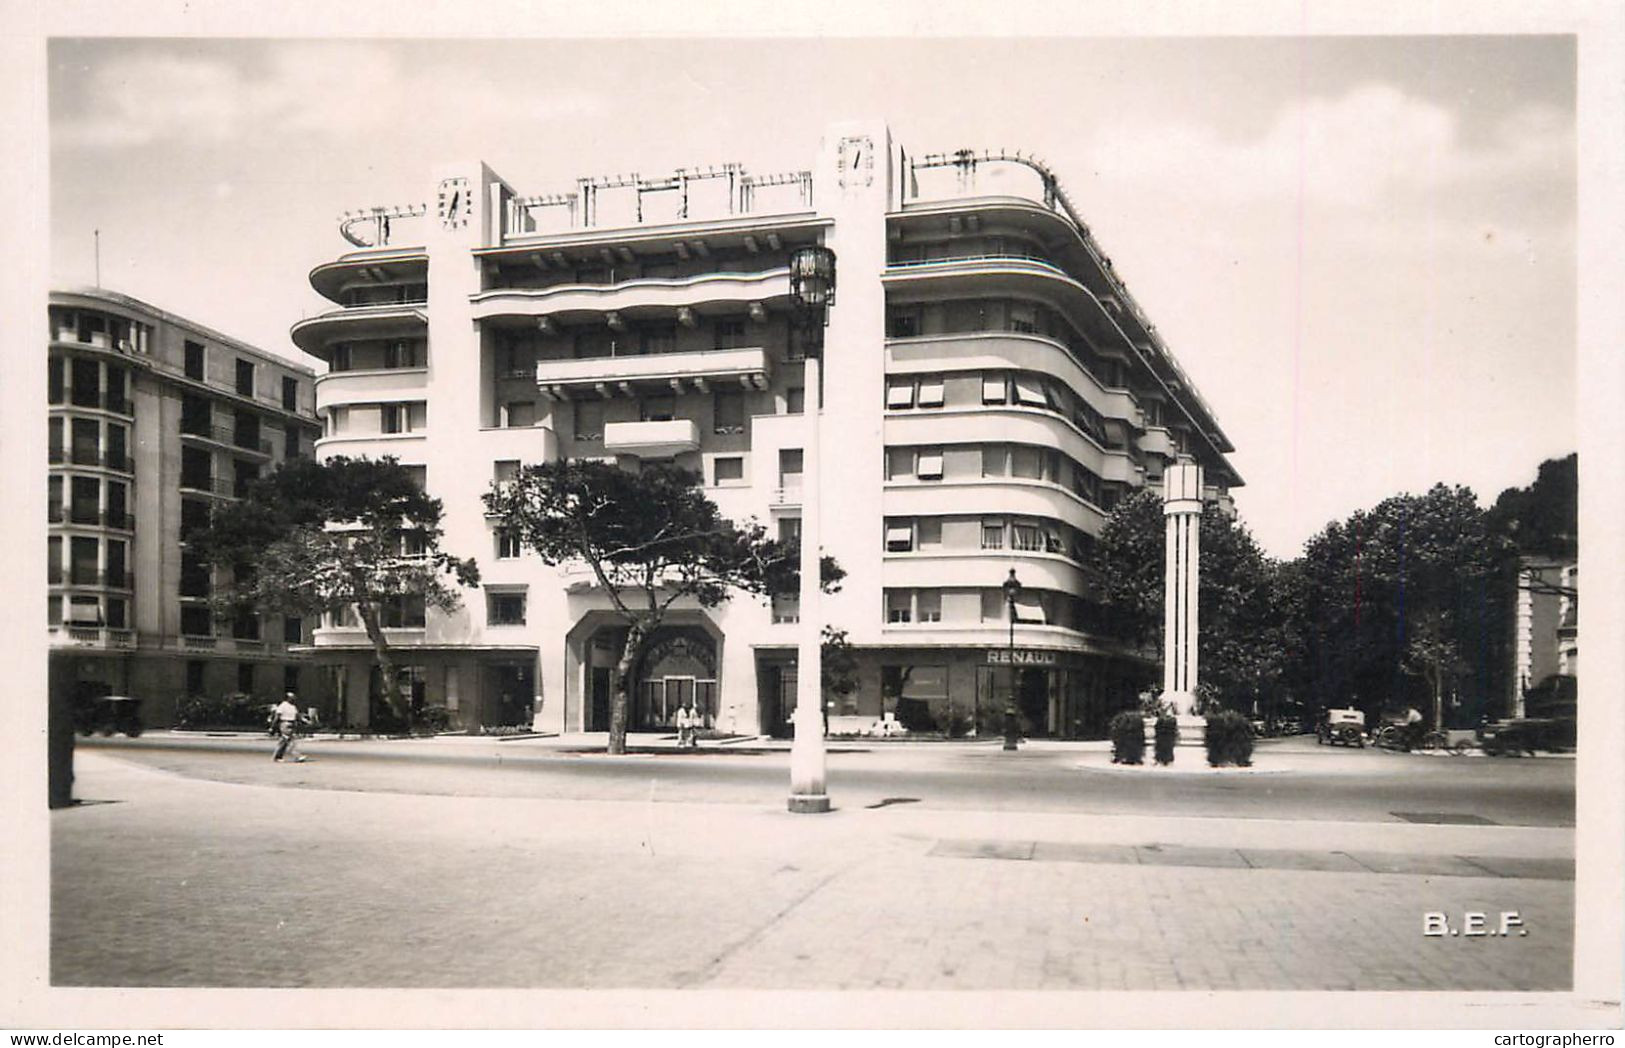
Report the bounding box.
[787,244,836,814]
[1001,568,1022,751]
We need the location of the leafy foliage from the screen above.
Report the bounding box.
[192,456,479,728]
[1153,715,1179,765]
[1202,709,1254,767]
[1487,453,1576,560]
[483,459,841,754]
[1109,710,1147,764]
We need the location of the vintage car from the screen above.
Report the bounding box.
[1478,717,1576,756]
[1316,707,1366,747]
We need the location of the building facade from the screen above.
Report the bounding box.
[293,120,1240,738]
[48,288,326,727]
[1511,557,1578,719]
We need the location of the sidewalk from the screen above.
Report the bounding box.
[51,751,1573,992]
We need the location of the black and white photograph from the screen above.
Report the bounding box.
[4,1,1622,1036]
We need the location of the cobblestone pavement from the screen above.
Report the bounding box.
[52,752,1572,991]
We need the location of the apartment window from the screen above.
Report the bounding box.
[1013,374,1048,407]
[713,456,744,485]
[284,616,303,645]
[180,393,212,436]
[785,387,805,415]
[380,594,427,629]
[105,539,126,587]
[778,449,803,488]
[72,418,99,465]
[1012,521,1045,552]
[179,552,211,598]
[574,401,604,440]
[640,395,676,422]
[186,660,206,695]
[496,529,523,559]
[981,520,1006,550]
[181,446,212,490]
[105,598,127,629]
[70,477,100,524]
[383,340,420,369]
[884,520,914,552]
[487,590,527,626]
[234,459,260,498]
[68,541,97,590]
[184,340,205,381]
[233,609,261,641]
[284,666,300,693]
[180,605,213,637]
[235,359,255,397]
[916,377,945,408]
[238,663,256,693]
[1012,592,1048,624]
[641,325,677,355]
[382,404,406,433]
[982,373,1008,405]
[48,417,63,462]
[234,410,261,451]
[1011,446,1044,480]
[916,518,942,549]
[71,358,100,408]
[404,465,427,492]
[493,460,520,485]
[47,536,61,584]
[48,476,62,522]
[48,357,64,403]
[106,424,128,472]
[641,255,679,279]
[329,343,352,372]
[105,366,128,413]
[886,308,921,338]
[771,593,800,625]
[65,594,102,626]
[284,427,300,460]
[105,484,127,532]
[915,449,944,481]
[714,391,745,434]
[885,589,913,624]
[777,516,801,545]
[885,447,914,480]
[180,498,210,542]
[282,376,299,411]
[47,595,61,626]
[1009,303,1039,334]
[886,379,915,410]
[916,590,943,624]
[714,319,747,350]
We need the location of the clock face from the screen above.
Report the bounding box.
[437,177,470,230]
[838,135,874,188]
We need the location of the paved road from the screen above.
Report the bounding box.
[51,749,1574,996]
[77,732,1577,828]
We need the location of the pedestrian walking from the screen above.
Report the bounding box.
[272,692,307,763]
[674,702,695,749]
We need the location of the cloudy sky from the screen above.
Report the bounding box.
[48,35,1576,559]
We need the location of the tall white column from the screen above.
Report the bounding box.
[1162,458,1204,718]
[788,352,829,813]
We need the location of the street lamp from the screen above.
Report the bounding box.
[787,245,836,814]
[1001,568,1022,751]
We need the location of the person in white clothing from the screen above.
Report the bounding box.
[273,693,306,762]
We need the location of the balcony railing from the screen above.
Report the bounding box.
[534,346,771,398]
[64,391,133,414]
[54,508,136,530]
[51,626,137,649]
[602,419,700,458]
[180,421,274,456]
[54,448,134,471]
[179,475,240,498]
[771,484,803,507]
[60,571,136,590]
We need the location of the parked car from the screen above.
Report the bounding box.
[1316,707,1366,747]
[74,694,143,738]
[1478,717,1575,756]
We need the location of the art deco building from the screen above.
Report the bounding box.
[48,288,325,725]
[292,120,1240,738]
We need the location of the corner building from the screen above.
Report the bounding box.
[294,120,1240,738]
[49,288,325,726]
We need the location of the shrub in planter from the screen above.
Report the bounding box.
[1204,709,1255,767]
[1110,709,1147,764]
[416,704,454,733]
[1154,715,1179,765]
[176,692,270,730]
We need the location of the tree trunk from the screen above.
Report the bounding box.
[357,602,410,734]
[608,617,650,755]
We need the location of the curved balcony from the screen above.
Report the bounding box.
[883,409,1138,482]
[308,250,429,305]
[178,422,274,459]
[290,304,428,357]
[886,333,1140,423]
[883,551,1084,594]
[1138,426,1178,460]
[50,626,137,650]
[313,432,427,459]
[315,367,429,413]
[883,478,1107,534]
[49,448,135,476]
[470,268,791,326]
[535,346,771,400]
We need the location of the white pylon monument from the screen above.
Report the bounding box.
[1162,457,1204,723]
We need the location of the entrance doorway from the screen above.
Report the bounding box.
[1016,667,1049,735]
[485,662,535,728]
[588,666,611,732]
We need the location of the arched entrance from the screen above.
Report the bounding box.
[633,627,718,730]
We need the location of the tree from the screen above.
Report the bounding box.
[193,456,479,731]
[483,459,841,754]
[1287,484,1515,726]
[1095,489,1287,715]
[1487,453,1577,561]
